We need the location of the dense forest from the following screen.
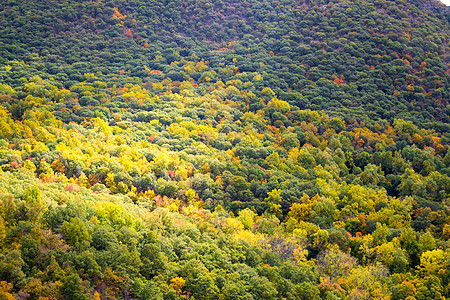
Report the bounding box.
[0,0,449,299]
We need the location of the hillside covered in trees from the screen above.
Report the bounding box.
[0,0,449,299]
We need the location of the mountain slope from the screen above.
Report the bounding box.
[0,0,449,124]
[0,0,450,299]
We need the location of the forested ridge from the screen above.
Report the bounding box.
[0,0,449,299]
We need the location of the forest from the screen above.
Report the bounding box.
[0,0,449,299]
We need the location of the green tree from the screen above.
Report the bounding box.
[61,273,88,300]
[249,276,278,300]
[291,282,321,300]
[0,250,26,287]
[61,217,91,247]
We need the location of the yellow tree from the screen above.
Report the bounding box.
[418,249,449,278]
[169,277,185,296]
[0,281,14,300]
